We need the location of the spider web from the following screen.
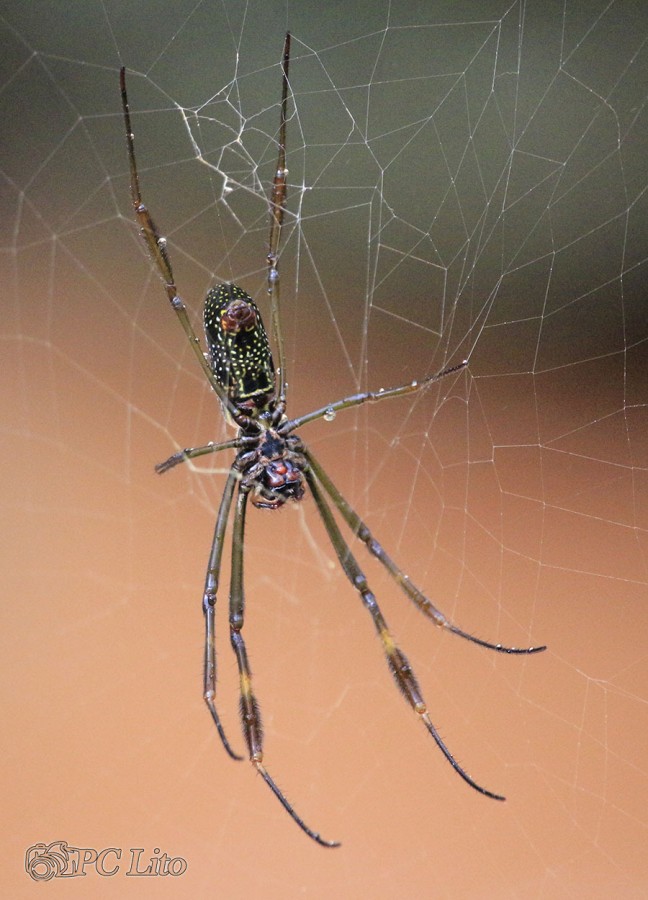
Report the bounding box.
[2,0,648,896]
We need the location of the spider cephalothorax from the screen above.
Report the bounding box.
[239,424,306,510]
[121,31,545,848]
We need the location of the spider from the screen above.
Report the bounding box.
[120,33,545,848]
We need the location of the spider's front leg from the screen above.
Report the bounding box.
[120,67,244,424]
[228,483,340,847]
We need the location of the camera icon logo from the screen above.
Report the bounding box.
[25,841,71,881]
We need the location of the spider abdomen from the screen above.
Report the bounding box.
[204,283,275,410]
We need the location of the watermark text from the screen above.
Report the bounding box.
[25,841,187,881]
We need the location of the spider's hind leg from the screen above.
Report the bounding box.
[304,462,508,801]
[202,468,243,761]
[227,484,340,847]
[304,448,546,656]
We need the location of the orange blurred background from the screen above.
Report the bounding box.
[2,2,648,898]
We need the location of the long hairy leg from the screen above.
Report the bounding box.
[202,467,242,760]
[304,448,545,655]
[228,484,340,847]
[284,360,467,432]
[304,465,507,801]
[120,67,248,426]
[266,31,291,409]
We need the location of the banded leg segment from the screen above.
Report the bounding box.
[120,67,251,429]
[229,485,340,847]
[266,31,291,411]
[304,466,506,801]
[305,449,546,655]
[203,467,242,760]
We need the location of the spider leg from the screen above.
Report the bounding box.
[120,68,248,427]
[266,31,291,410]
[156,438,247,474]
[229,483,340,847]
[304,448,546,655]
[203,467,243,760]
[304,464,506,802]
[283,359,468,432]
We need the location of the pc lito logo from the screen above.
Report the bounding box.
[25,841,187,880]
